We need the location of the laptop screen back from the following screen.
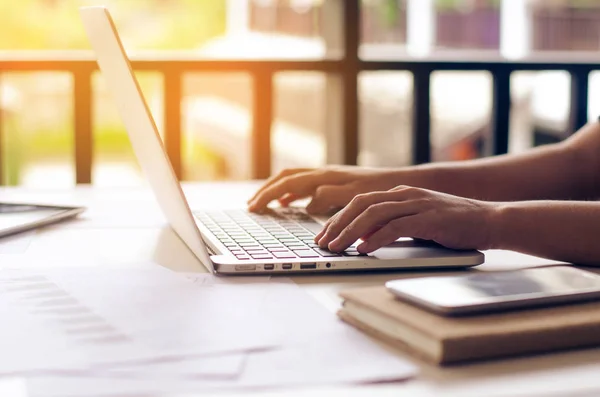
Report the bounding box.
[79,6,214,272]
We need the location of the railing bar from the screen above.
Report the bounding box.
[342,0,360,165]
[252,72,273,179]
[73,68,93,185]
[488,68,511,156]
[412,69,432,164]
[4,58,600,73]
[163,70,182,180]
[569,68,590,135]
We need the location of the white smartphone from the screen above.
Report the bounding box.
[385,266,600,316]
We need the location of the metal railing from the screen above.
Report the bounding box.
[0,1,597,185]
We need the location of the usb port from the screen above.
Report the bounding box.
[282,264,293,270]
[235,264,256,271]
[300,263,317,270]
[264,264,274,271]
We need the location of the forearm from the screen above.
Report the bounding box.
[394,123,600,201]
[490,201,600,266]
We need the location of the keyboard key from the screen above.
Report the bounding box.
[273,252,297,259]
[313,248,342,257]
[298,222,323,235]
[239,244,260,249]
[257,239,278,245]
[250,233,271,238]
[250,254,274,260]
[294,233,314,239]
[267,247,289,252]
[235,255,250,260]
[284,243,306,248]
[229,233,251,239]
[344,251,367,257]
[272,233,293,238]
[280,238,301,243]
[245,248,269,254]
[292,250,319,258]
[234,239,256,244]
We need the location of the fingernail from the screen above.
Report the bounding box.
[357,242,369,253]
[328,239,341,252]
[318,237,329,249]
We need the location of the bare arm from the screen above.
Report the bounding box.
[400,122,600,201]
[249,122,600,213]
[314,188,600,267]
[491,201,600,266]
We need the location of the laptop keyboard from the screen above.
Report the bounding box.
[194,208,364,261]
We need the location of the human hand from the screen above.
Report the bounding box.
[315,186,499,253]
[248,166,403,215]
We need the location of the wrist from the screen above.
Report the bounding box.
[389,165,438,190]
[487,202,513,250]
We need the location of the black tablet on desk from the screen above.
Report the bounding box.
[0,202,85,238]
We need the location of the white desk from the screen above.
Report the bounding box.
[1,182,599,397]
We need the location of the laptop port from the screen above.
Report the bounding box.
[264,264,274,271]
[282,264,293,270]
[235,264,256,271]
[300,263,317,270]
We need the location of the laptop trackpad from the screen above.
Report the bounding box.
[369,239,468,260]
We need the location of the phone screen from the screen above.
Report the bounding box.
[386,266,600,310]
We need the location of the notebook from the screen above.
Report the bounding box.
[338,285,600,365]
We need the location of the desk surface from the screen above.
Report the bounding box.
[1,182,599,397]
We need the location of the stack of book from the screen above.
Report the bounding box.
[339,285,600,365]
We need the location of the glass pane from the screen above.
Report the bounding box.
[435,0,501,52]
[431,71,492,162]
[509,71,571,154]
[92,72,163,187]
[358,71,413,167]
[361,0,500,59]
[272,72,326,174]
[240,0,340,60]
[182,73,252,181]
[1,73,74,188]
[360,0,408,60]
[529,0,600,53]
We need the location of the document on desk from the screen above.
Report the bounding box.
[0,231,35,254]
[0,267,279,373]
[25,332,417,397]
[19,273,417,397]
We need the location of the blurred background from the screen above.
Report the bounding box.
[1,0,600,187]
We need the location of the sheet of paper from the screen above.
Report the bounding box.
[0,231,35,254]
[90,353,247,380]
[0,267,278,373]
[0,378,29,397]
[184,273,271,286]
[24,332,416,397]
[22,274,417,397]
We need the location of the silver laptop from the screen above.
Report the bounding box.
[80,6,484,274]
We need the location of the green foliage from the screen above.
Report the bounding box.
[435,0,501,10]
[0,0,227,50]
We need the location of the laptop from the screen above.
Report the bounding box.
[80,6,484,274]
